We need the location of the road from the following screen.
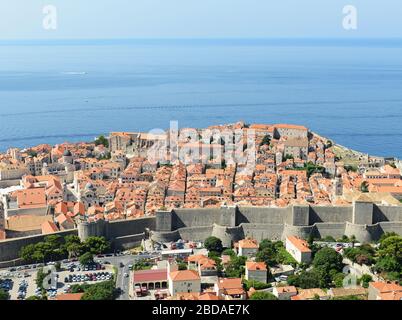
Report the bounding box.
[95,253,159,300]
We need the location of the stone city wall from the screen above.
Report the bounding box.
[0,229,77,262]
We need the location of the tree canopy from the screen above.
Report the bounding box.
[0,289,9,300]
[79,252,94,266]
[224,255,247,278]
[204,236,223,253]
[375,235,402,278]
[260,135,271,146]
[249,291,278,300]
[256,240,297,266]
[94,135,109,148]
[20,235,111,264]
[81,281,117,300]
[343,244,376,266]
[313,247,343,273]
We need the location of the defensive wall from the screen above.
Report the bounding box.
[150,201,402,246]
[0,229,77,263]
[0,217,156,263]
[2,201,402,263]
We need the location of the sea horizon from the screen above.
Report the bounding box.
[1,37,401,158]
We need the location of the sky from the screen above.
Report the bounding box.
[0,0,401,40]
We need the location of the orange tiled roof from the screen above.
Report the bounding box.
[246,261,267,271]
[370,281,402,293]
[238,238,258,249]
[170,270,200,281]
[287,236,311,253]
[41,220,59,234]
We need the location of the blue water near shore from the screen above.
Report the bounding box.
[0,38,402,157]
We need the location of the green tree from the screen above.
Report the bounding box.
[94,135,109,148]
[344,165,358,172]
[258,239,275,251]
[313,247,343,273]
[360,181,369,193]
[36,268,51,290]
[305,162,325,178]
[359,274,373,288]
[64,234,84,258]
[204,236,223,253]
[225,256,247,278]
[332,273,345,288]
[79,252,94,266]
[276,246,298,266]
[222,249,236,257]
[243,279,271,291]
[375,256,400,274]
[343,244,375,266]
[378,236,402,261]
[133,259,153,271]
[83,236,110,255]
[20,244,37,263]
[299,270,322,289]
[0,289,9,300]
[26,296,42,300]
[256,247,277,266]
[81,281,116,300]
[249,291,278,300]
[260,135,271,146]
[283,154,294,161]
[379,232,398,244]
[27,150,38,158]
[66,242,84,259]
[43,235,67,261]
[55,261,62,272]
[322,236,336,242]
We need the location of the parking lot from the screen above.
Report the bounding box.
[0,261,115,300]
[60,262,114,286]
[0,269,38,300]
[0,251,161,300]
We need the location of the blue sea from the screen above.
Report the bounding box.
[0,38,402,158]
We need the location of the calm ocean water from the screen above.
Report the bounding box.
[0,39,402,157]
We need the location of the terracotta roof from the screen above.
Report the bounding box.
[16,187,47,209]
[173,292,200,300]
[199,292,221,300]
[286,236,312,253]
[56,213,74,226]
[379,291,402,300]
[170,270,200,281]
[41,220,59,234]
[217,278,243,290]
[133,269,167,282]
[6,215,52,232]
[275,286,297,294]
[370,281,402,293]
[293,288,327,300]
[225,288,245,295]
[238,238,258,249]
[246,261,267,271]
